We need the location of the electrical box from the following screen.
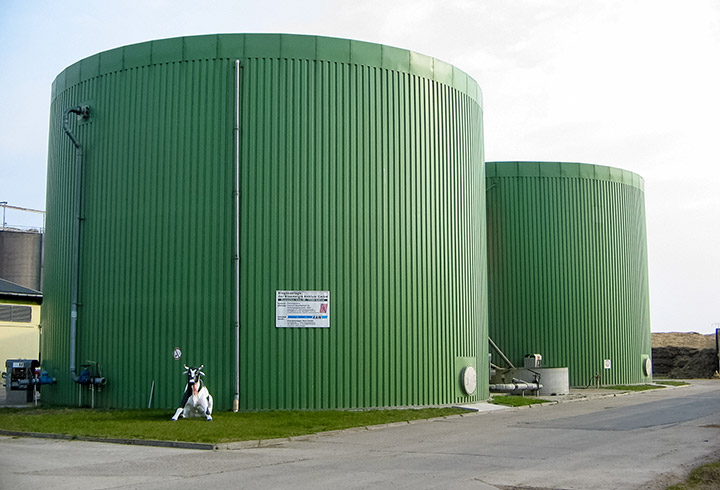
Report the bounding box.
[3,359,39,404]
[524,354,542,368]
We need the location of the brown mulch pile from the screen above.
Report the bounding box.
[652,332,718,379]
[652,332,716,349]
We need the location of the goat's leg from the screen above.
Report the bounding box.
[206,395,214,421]
[171,407,184,421]
[203,395,213,421]
[171,388,191,421]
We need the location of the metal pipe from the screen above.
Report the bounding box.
[1,201,7,229]
[233,60,241,413]
[62,105,90,388]
[489,382,543,393]
[0,203,45,214]
[489,337,515,369]
[0,203,45,232]
[148,380,155,408]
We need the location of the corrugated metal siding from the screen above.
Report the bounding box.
[43,34,487,410]
[44,58,234,409]
[43,80,85,406]
[239,57,486,409]
[486,162,651,386]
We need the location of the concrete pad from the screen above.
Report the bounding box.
[453,401,509,412]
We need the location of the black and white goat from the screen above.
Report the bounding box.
[171,364,214,421]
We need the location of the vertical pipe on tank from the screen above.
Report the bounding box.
[62,105,90,398]
[233,60,241,412]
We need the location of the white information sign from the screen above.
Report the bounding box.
[604,359,612,370]
[276,290,330,328]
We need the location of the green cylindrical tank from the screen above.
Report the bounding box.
[486,161,652,386]
[42,34,488,410]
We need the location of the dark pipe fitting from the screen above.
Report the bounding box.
[62,105,90,149]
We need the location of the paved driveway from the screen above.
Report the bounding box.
[1,380,719,489]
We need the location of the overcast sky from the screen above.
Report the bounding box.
[1,1,718,334]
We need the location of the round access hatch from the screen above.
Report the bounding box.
[643,357,652,376]
[461,366,477,395]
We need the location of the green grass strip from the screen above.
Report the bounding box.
[604,384,665,392]
[654,380,690,387]
[490,396,551,407]
[0,407,465,444]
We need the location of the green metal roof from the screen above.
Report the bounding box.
[51,33,482,105]
[486,161,645,192]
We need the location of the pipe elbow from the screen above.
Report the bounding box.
[62,105,90,148]
[64,105,90,119]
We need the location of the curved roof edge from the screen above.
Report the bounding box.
[51,33,482,106]
[486,161,645,192]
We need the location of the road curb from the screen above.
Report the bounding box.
[0,429,214,450]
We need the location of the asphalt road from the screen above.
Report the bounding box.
[1,380,719,490]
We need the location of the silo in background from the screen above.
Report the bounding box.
[0,229,43,291]
[42,34,488,410]
[486,161,652,386]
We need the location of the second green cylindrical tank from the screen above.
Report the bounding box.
[486,161,652,386]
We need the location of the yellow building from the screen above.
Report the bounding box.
[0,278,41,371]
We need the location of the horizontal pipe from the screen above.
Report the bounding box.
[0,203,45,214]
[489,382,543,393]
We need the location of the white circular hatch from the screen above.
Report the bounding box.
[461,365,477,395]
[643,357,652,376]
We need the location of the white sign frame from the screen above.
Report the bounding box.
[276,290,330,328]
